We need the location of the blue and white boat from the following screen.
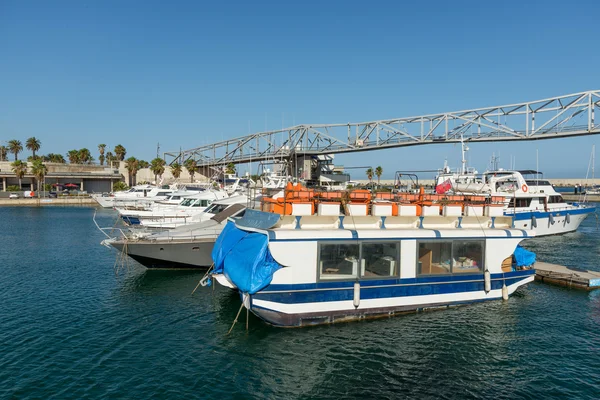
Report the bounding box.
[211,203,536,327]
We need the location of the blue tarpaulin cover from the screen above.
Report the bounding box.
[514,245,536,267]
[211,221,282,294]
[211,221,249,274]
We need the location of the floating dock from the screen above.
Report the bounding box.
[535,262,600,290]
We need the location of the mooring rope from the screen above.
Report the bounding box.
[227,303,245,335]
[191,263,214,295]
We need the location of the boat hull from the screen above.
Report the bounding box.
[509,207,594,236]
[248,270,534,327]
[110,239,215,269]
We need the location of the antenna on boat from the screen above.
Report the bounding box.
[460,133,469,175]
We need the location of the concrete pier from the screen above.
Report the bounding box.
[535,262,600,290]
[0,197,97,206]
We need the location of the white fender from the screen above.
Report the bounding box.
[353,282,360,308]
[484,270,491,293]
[502,282,509,301]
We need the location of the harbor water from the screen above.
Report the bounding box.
[1,206,600,399]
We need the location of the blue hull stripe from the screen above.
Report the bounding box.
[252,271,534,304]
[509,206,595,221]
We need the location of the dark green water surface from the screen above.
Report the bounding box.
[1,206,599,399]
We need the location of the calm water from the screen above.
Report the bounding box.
[1,206,600,399]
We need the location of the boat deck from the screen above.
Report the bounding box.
[535,262,600,290]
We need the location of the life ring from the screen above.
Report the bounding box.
[522,184,528,192]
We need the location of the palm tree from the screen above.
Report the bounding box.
[184,159,197,183]
[125,157,139,186]
[48,153,65,163]
[105,151,115,167]
[26,137,41,159]
[150,157,166,184]
[170,162,182,179]
[114,144,127,161]
[11,160,28,189]
[98,144,106,166]
[78,148,92,164]
[8,140,23,161]
[0,145,8,161]
[30,159,47,197]
[366,168,373,185]
[138,160,150,169]
[67,150,80,164]
[375,166,383,186]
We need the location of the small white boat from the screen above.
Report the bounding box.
[91,185,175,208]
[117,189,231,228]
[211,185,536,327]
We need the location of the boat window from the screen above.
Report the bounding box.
[319,243,360,280]
[418,242,452,275]
[208,204,229,214]
[171,196,181,200]
[157,192,170,196]
[180,198,194,206]
[361,243,399,278]
[507,198,532,208]
[548,195,564,204]
[418,241,484,275]
[451,241,484,273]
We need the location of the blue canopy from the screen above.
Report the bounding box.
[211,221,282,294]
[514,245,536,267]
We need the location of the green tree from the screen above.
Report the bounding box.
[98,144,106,166]
[30,159,47,197]
[184,159,197,183]
[105,151,116,167]
[112,181,128,192]
[11,160,28,188]
[26,137,41,159]
[375,166,383,186]
[49,153,66,163]
[170,162,182,179]
[8,140,23,161]
[138,160,150,169]
[225,162,236,174]
[125,157,140,186]
[365,167,373,184]
[150,157,166,184]
[67,150,80,164]
[114,144,127,161]
[0,145,8,161]
[78,148,92,164]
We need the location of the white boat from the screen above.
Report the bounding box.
[117,189,231,228]
[102,202,246,269]
[451,170,595,236]
[211,186,536,327]
[91,184,175,208]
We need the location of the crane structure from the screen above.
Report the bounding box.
[165,90,600,169]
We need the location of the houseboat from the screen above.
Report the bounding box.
[211,184,536,327]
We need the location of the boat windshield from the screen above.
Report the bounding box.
[180,198,195,206]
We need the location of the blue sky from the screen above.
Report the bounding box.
[1,0,599,179]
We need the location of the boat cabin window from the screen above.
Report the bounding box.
[319,243,360,280]
[156,192,170,196]
[507,198,532,208]
[318,242,400,281]
[548,195,564,204]
[418,240,483,275]
[191,199,211,207]
[360,243,399,278]
[180,198,195,206]
[206,204,229,214]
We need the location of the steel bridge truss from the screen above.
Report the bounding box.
[165,90,600,167]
